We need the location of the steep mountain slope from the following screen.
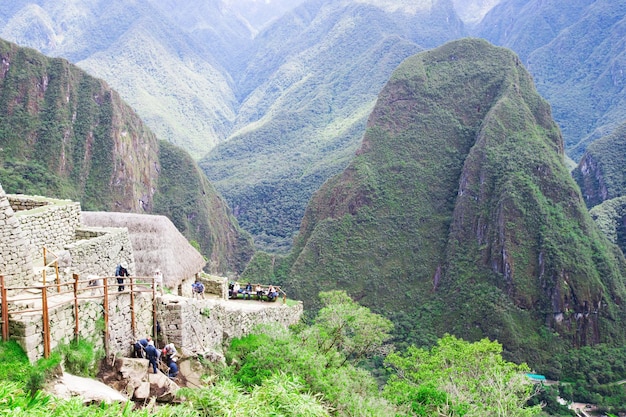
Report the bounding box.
[573,122,626,255]
[278,39,626,364]
[590,197,626,257]
[573,122,626,209]
[201,0,466,252]
[3,0,625,256]
[477,0,626,161]
[0,38,253,274]
[0,0,249,159]
[476,0,594,62]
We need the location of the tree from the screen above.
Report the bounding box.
[225,291,397,416]
[303,290,394,366]
[383,334,542,417]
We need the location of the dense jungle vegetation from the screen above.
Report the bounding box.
[1,292,625,416]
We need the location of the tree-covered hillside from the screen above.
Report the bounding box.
[573,122,626,258]
[476,0,626,161]
[272,39,626,367]
[0,0,253,159]
[2,0,625,256]
[574,122,626,209]
[0,38,253,275]
[201,0,466,252]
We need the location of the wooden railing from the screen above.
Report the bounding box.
[0,275,158,359]
[41,247,61,292]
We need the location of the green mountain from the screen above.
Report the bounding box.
[3,0,625,257]
[573,122,626,209]
[573,122,626,257]
[590,197,626,257]
[273,38,626,365]
[476,0,626,161]
[0,0,251,159]
[0,38,253,274]
[201,0,466,252]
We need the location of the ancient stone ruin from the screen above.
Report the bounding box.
[0,183,302,368]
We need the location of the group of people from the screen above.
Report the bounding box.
[114,263,165,296]
[229,282,280,301]
[133,337,179,379]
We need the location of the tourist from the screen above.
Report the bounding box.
[145,340,159,374]
[267,285,278,301]
[243,282,253,299]
[255,284,264,300]
[192,279,205,299]
[115,263,129,292]
[232,281,240,299]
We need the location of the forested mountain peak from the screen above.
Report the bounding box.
[276,38,626,366]
[1,0,625,259]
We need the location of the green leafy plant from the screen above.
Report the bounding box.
[56,339,103,378]
[384,334,541,416]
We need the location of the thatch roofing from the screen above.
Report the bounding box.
[81,212,206,288]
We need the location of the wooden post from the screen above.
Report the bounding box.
[55,261,61,293]
[43,247,47,268]
[103,276,109,357]
[130,276,136,337]
[41,286,50,359]
[73,274,79,340]
[1,276,8,341]
[152,277,158,342]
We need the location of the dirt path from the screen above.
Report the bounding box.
[221,297,287,312]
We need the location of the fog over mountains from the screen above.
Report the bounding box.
[1,0,625,253]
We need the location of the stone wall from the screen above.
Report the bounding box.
[156,296,303,357]
[0,186,34,288]
[201,274,228,299]
[8,196,49,212]
[107,291,154,355]
[8,288,302,362]
[10,195,81,262]
[65,226,135,281]
[9,290,155,363]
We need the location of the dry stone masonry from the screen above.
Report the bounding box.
[157,294,303,357]
[0,186,35,288]
[0,184,303,362]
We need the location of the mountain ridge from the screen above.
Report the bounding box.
[0,37,253,275]
[273,38,626,365]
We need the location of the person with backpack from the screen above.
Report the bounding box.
[115,263,129,292]
[145,340,159,374]
[192,279,205,299]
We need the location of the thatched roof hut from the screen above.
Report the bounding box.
[81,212,206,289]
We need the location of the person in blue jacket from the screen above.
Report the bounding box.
[145,340,159,374]
[168,357,179,379]
[133,337,151,358]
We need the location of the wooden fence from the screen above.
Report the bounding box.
[0,274,158,359]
